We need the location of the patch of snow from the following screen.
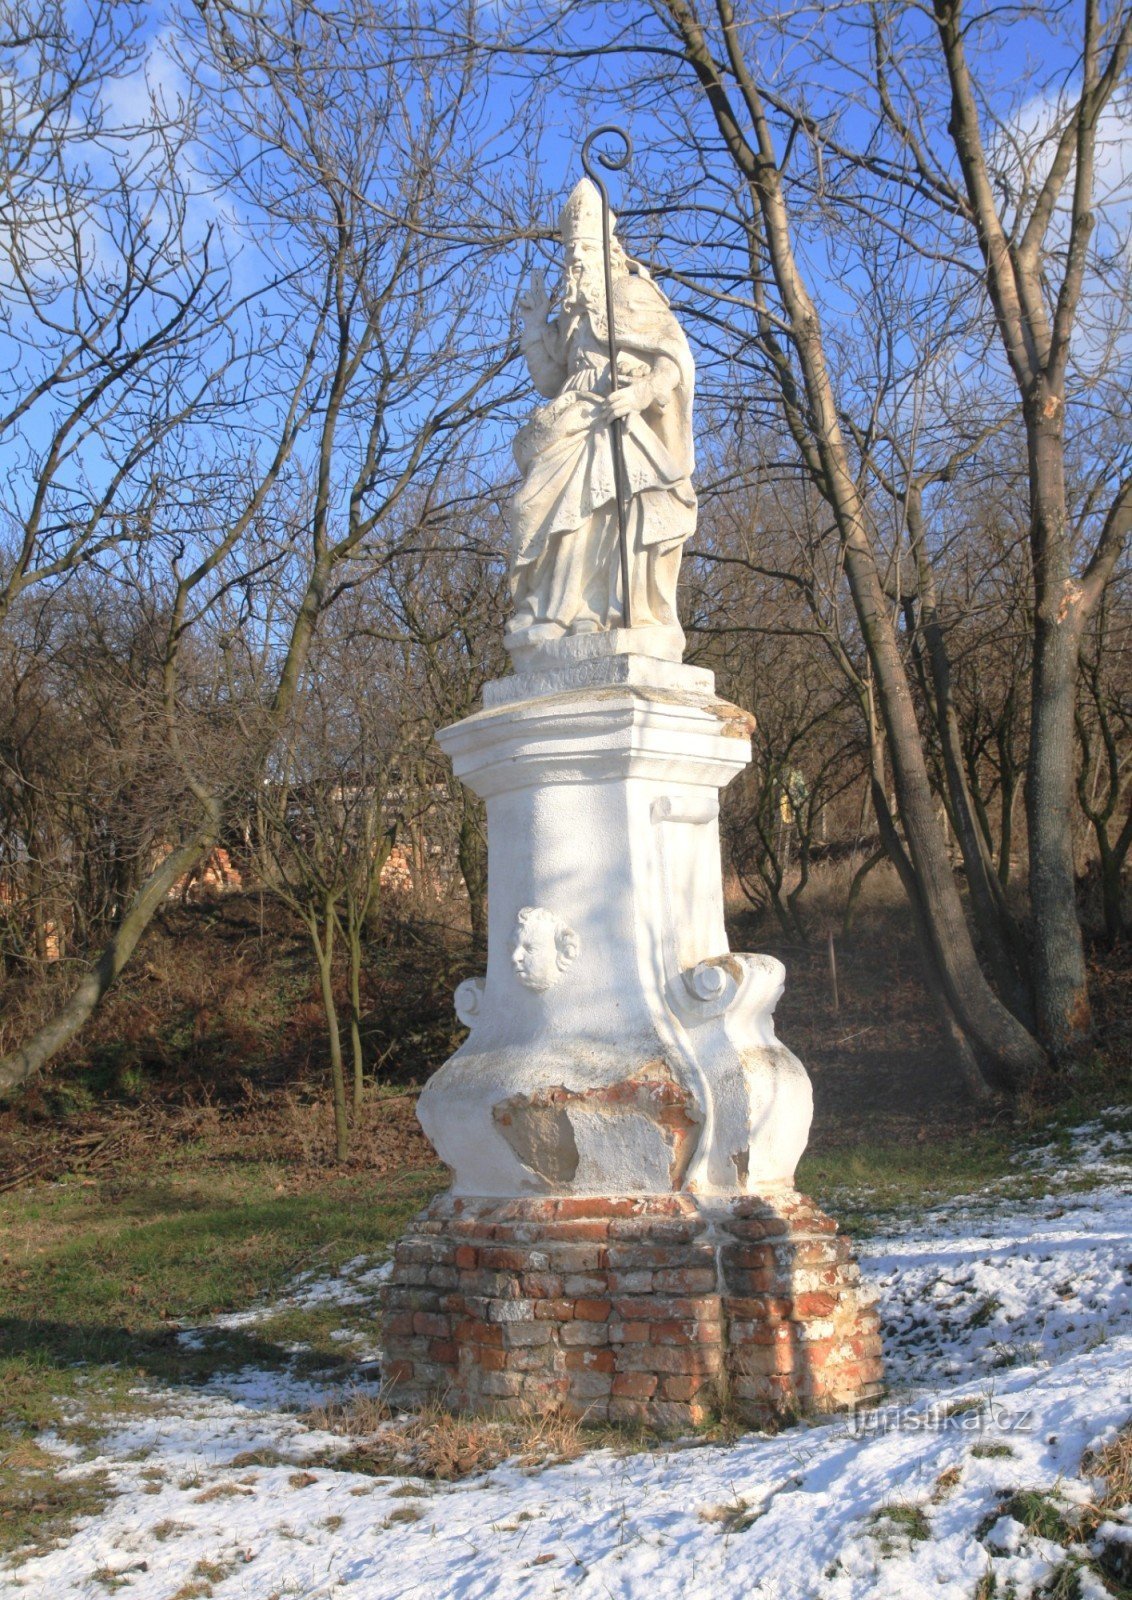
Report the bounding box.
[862,1185,1132,1388]
[984,1514,1026,1554]
[3,1119,1130,1599]
[205,1252,395,1334]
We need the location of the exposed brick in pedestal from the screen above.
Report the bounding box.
[382,1191,883,1430]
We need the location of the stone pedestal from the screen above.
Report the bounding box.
[384,1193,882,1428]
[383,641,883,1427]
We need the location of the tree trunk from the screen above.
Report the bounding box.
[865,578,1043,1087]
[902,508,1033,1023]
[457,788,488,951]
[1101,842,1130,945]
[868,781,990,1100]
[928,1,1132,1055]
[1079,761,1132,947]
[841,848,885,938]
[310,913,349,1162]
[1026,415,1091,1055]
[661,0,1047,1092]
[0,826,217,1099]
[347,923,365,1111]
[997,756,1020,889]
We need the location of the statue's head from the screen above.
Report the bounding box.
[559,178,628,312]
[559,177,611,249]
[511,905,579,991]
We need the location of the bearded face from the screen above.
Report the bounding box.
[561,238,628,315]
[561,240,604,312]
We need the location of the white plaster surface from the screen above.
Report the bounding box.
[503,624,689,677]
[489,633,705,704]
[417,653,813,1198]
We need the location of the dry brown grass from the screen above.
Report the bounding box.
[151,1520,193,1542]
[976,1423,1132,1596]
[191,1481,252,1503]
[698,1494,761,1533]
[0,1439,115,1565]
[1082,1419,1132,1523]
[303,1389,586,1481]
[1084,1428,1132,1595]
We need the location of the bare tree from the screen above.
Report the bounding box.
[0,1,525,1096]
[368,492,510,949]
[0,1,239,629]
[684,461,870,942]
[254,643,404,1158]
[495,0,1131,1087]
[1076,574,1132,943]
[890,0,1132,1051]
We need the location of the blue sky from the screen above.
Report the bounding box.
[3,1,1128,605]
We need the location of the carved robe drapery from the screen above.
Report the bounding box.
[507,271,696,642]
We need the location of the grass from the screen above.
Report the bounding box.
[797,1132,1023,1232]
[972,1427,1132,1599]
[1083,1422,1132,1518]
[977,1488,1076,1545]
[0,1146,442,1566]
[193,1559,233,1583]
[867,1502,932,1555]
[698,1494,763,1533]
[247,1300,383,1364]
[800,1129,1013,1203]
[0,958,1125,1577]
[1081,1423,1132,1598]
[303,1391,587,1481]
[0,1155,441,1398]
[967,1296,1004,1330]
[1035,1563,1094,1600]
[152,1519,193,1541]
[0,1438,114,1562]
[932,1465,963,1501]
[383,1504,423,1526]
[798,1099,1132,1232]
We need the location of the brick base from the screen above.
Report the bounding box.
[382,1191,883,1430]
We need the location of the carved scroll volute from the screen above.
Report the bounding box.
[454,977,486,1029]
[683,955,745,1013]
[680,953,786,1033]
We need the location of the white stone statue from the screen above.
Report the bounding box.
[413,170,813,1203]
[507,178,696,655]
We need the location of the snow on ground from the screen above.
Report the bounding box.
[4,1117,1131,1600]
[182,1256,394,1366]
[207,1257,395,1334]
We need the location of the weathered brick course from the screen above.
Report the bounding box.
[383,1191,883,1427]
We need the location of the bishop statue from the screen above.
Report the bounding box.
[507,178,696,652]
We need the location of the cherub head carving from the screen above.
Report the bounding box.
[511,906,579,992]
